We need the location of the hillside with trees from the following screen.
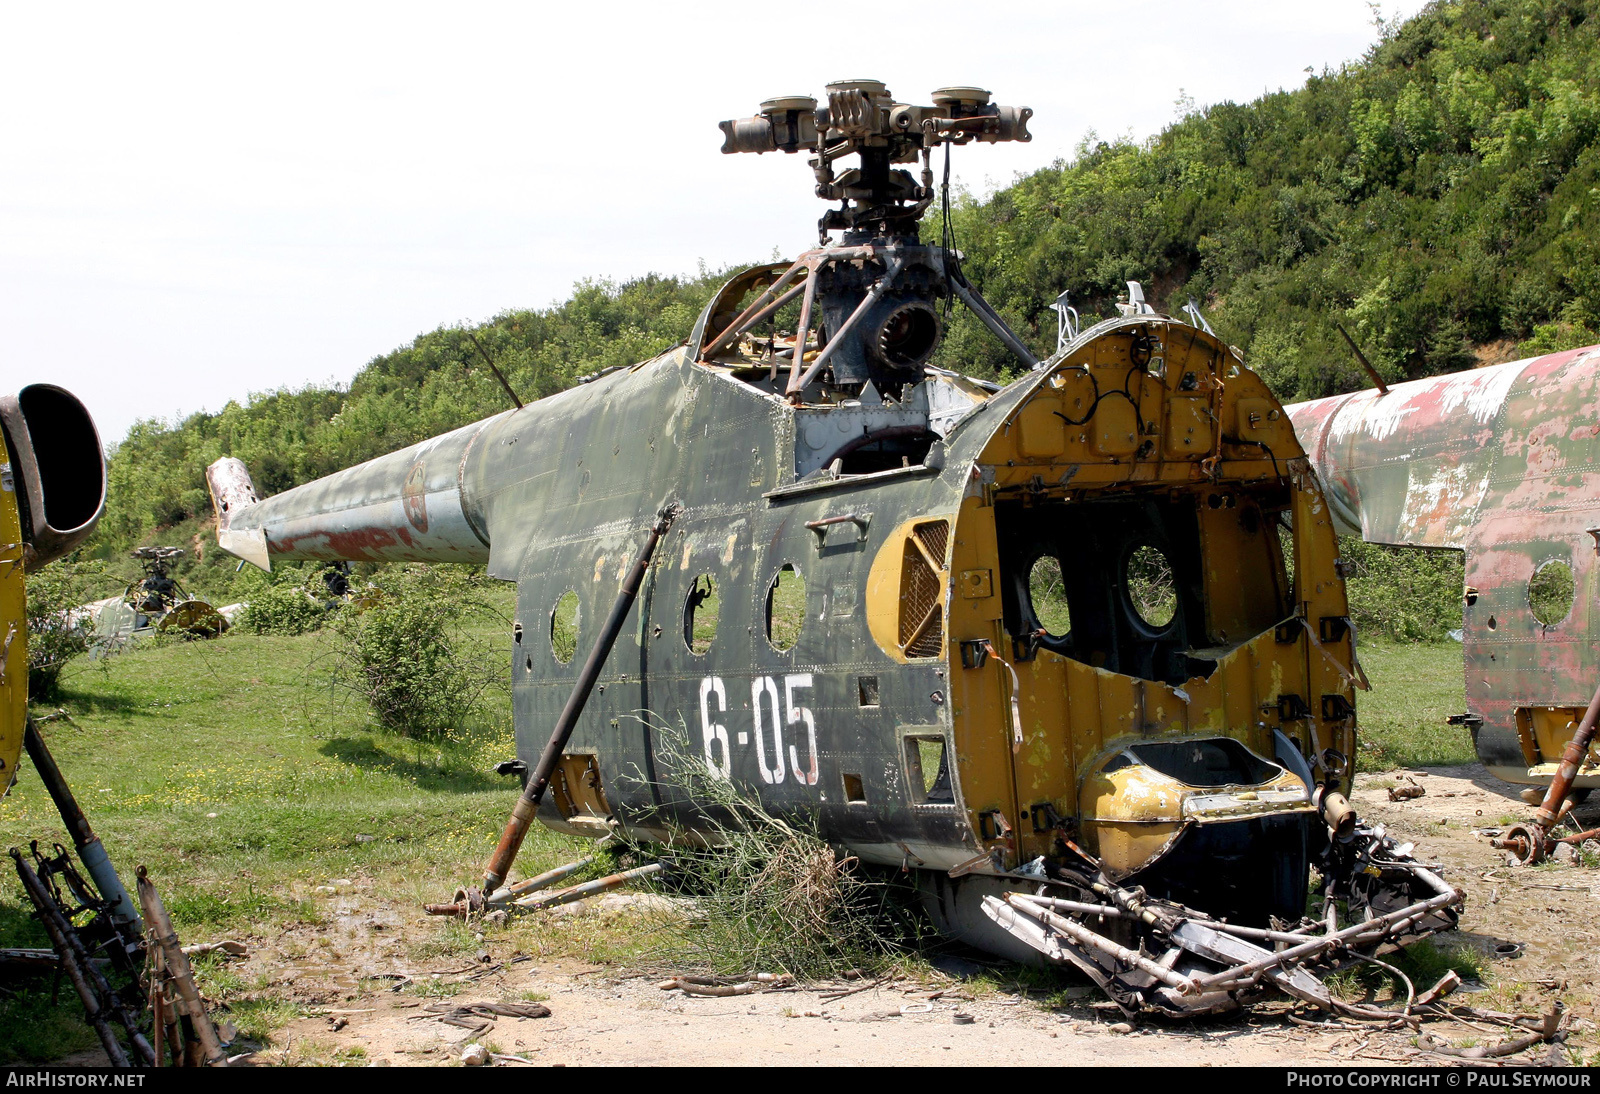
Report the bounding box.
[78,0,1597,637]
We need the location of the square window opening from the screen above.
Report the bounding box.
[903,736,954,804]
[857,675,880,707]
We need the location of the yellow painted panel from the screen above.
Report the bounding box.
[1164,396,1213,458]
[1016,397,1066,458]
[0,428,25,794]
[1092,397,1138,457]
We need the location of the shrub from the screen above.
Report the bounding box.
[25,559,111,700]
[645,724,921,977]
[1340,538,1464,643]
[238,581,326,636]
[328,566,501,737]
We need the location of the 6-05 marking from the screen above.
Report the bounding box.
[698,674,818,786]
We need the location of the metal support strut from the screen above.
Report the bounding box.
[24,719,142,935]
[478,502,680,899]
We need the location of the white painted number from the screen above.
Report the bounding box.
[697,673,821,789]
[699,676,730,780]
[785,673,819,786]
[751,676,786,784]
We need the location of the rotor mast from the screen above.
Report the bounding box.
[713,80,1038,400]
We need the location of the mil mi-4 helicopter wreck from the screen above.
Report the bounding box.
[206,81,1463,1018]
[85,546,230,647]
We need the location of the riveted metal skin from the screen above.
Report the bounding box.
[1288,345,1600,791]
[211,301,1363,953]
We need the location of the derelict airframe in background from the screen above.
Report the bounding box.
[1290,345,1600,863]
[209,81,1461,1015]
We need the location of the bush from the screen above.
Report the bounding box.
[238,581,326,636]
[646,725,920,977]
[1340,538,1464,643]
[328,566,501,737]
[25,559,111,700]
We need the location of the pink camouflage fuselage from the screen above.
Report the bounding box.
[1288,345,1600,789]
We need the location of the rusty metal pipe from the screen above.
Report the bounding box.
[23,719,141,933]
[1555,825,1600,846]
[1193,884,1460,991]
[1534,677,1600,832]
[1006,893,1200,995]
[1015,895,1131,919]
[511,862,663,912]
[136,865,229,1066]
[12,849,154,1066]
[11,851,129,1066]
[480,504,679,896]
[487,849,606,907]
[784,265,820,393]
[701,261,809,359]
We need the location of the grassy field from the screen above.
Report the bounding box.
[1354,640,1472,770]
[0,612,1471,1061]
[0,605,603,1062]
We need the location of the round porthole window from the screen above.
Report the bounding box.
[1126,544,1177,630]
[1529,559,1575,627]
[1028,555,1071,636]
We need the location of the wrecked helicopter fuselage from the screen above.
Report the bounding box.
[1288,347,1600,797]
[88,546,228,647]
[206,80,1461,1015]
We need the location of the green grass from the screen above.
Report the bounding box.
[766,565,805,650]
[0,577,1482,1059]
[0,593,593,1062]
[1354,640,1472,770]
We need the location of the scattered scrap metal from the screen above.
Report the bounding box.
[982,816,1460,1018]
[6,717,232,1067]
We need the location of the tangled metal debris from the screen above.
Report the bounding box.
[6,719,231,1068]
[981,818,1459,1017]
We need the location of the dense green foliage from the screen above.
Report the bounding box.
[1341,539,1465,642]
[237,579,328,636]
[87,1,1600,635]
[328,567,504,736]
[942,0,1600,391]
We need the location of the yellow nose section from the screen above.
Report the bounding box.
[1079,737,1313,880]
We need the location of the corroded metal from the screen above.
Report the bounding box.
[207,85,1460,1006]
[1288,346,1600,791]
[12,848,155,1067]
[137,865,229,1067]
[480,504,676,896]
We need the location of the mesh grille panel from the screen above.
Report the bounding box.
[914,520,949,565]
[899,520,948,659]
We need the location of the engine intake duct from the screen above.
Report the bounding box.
[0,385,106,570]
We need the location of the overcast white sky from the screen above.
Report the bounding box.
[0,1,1426,446]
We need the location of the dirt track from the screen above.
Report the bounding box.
[116,765,1599,1066]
